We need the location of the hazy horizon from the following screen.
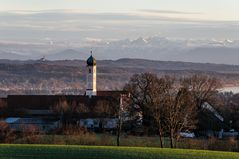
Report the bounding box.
[0,0,239,64]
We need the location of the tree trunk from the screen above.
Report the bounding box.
[158,124,163,148]
[116,120,121,146]
[159,131,163,148]
[116,131,120,146]
[170,129,174,148]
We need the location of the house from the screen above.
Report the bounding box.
[5,117,60,132]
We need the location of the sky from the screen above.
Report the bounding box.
[0,0,239,43]
[1,0,239,64]
[0,0,239,21]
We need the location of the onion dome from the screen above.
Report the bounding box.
[87,55,96,66]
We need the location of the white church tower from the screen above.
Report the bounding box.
[86,52,97,96]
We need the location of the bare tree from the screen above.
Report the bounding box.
[162,75,220,148]
[181,74,221,108]
[125,73,220,148]
[181,75,221,131]
[95,97,124,146]
[163,86,197,148]
[125,74,199,148]
[148,76,174,148]
[125,73,160,131]
[124,73,166,147]
[116,94,128,146]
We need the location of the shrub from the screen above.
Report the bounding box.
[0,121,16,143]
[18,124,42,144]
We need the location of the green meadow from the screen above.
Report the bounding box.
[0,144,238,159]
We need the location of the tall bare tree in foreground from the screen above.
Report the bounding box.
[125,73,221,148]
[124,73,160,129]
[125,73,167,147]
[149,76,174,148]
[163,86,197,148]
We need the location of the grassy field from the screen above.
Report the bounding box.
[13,134,239,152]
[0,144,238,159]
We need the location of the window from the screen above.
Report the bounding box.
[89,68,91,73]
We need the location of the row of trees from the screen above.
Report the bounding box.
[2,73,238,148]
[124,73,221,148]
[34,73,223,148]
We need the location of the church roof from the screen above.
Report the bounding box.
[96,91,129,97]
[87,55,96,66]
[6,95,121,118]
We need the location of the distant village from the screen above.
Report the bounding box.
[0,54,126,130]
[0,54,239,148]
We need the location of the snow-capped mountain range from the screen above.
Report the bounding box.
[1,36,239,65]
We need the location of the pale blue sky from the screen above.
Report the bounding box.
[0,0,238,20]
[0,0,239,43]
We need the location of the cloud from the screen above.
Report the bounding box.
[0,10,235,24]
[85,37,103,42]
[2,9,239,25]
[0,10,239,42]
[139,9,202,15]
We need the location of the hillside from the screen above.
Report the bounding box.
[1,59,239,97]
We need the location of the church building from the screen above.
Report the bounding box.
[0,53,129,132]
[86,53,97,96]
